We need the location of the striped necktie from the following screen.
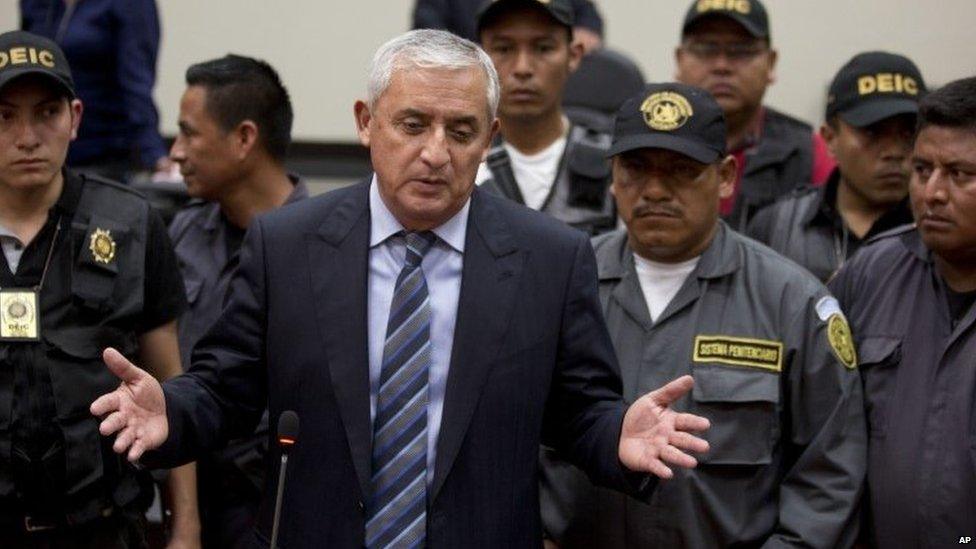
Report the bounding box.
[366,231,437,549]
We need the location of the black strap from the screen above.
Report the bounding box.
[485,137,526,206]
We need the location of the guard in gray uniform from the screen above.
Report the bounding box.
[748,52,923,282]
[476,0,616,235]
[541,83,866,548]
[0,31,194,547]
[829,77,976,549]
[166,55,307,549]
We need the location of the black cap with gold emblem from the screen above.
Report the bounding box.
[477,0,575,34]
[682,0,770,40]
[0,30,75,98]
[607,82,726,163]
[825,51,926,128]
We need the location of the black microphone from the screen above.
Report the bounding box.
[270,410,300,549]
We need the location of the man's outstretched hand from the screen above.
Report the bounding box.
[90,347,169,462]
[619,375,710,479]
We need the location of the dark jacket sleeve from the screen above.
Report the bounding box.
[113,0,167,167]
[541,233,652,496]
[572,0,604,35]
[745,203,775,245]
[144,217,270,467]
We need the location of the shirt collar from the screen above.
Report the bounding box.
[804,168,842,228]
[368,174,469,253]
[729,107,765,154]
[805,168,915,237]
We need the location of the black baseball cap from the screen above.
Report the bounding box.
[608,82,726,163]
[0,31,75,98]
[825,51,926,127]
[477,0,575,35]
[682,0,770,40]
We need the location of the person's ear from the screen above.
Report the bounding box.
[717,155,736,200]
[766,48,778,86]
[481,118,500,162]
[235,120,259,160]
[354,100,373,148]
[820,121,838,157]
[69,99,83,141]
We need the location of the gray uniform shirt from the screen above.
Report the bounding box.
[541,222,866,548]
[829,226,976,549]
[169,177,308,369]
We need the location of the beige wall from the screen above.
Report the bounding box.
[5,1,974,142]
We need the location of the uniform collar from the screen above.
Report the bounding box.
[54,169,85,218]
[803,168,842,228]
[204,173,308,234]
[600,220,740,281]
[805,168,915,237]
[693,221,741,279]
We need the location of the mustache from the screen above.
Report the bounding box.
[631,202,682,218]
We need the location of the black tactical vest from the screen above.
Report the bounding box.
[481,125,617,235]
[0,173,152,523]
[725,107,814,231]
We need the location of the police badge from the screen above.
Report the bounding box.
[89,227,116,264]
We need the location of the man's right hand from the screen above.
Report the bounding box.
[90,347,169,462]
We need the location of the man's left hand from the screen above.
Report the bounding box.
[619,375,710,479]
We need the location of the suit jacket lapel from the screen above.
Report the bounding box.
[305,181,373,500]
[431,190,523,501]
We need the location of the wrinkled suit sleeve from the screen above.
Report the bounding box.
[143,218,270,468]
[541,233,653,497]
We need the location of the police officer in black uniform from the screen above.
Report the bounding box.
[748,52,923,282]
[476,0,617,235]
[0,31,194,548]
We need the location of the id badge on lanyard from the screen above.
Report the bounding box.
[0,289,40,341]
[0,215,62,342]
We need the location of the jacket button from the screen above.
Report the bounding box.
[357,501,365,513]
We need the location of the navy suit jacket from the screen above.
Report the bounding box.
[151,181,645,547]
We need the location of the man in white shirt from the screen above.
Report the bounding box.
[475,0,616,234]
[541,82,867,548]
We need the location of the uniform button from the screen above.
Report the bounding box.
[357,500,365,513]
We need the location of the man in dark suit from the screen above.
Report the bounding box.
[90,30,710,548]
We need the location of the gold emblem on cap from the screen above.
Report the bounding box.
[640,91,694,132]
[827,314,857,369]
[89,228,117,264]
[696,0,751,15]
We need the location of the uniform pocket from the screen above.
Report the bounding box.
[691,366,780,465]
[857,336,901,440]
[43,328,137,419]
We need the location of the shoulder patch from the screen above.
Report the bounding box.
[827,314,857,369]
[815,295,843,322]
[693,335,783,372]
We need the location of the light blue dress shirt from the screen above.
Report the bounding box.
[367,177,468,486]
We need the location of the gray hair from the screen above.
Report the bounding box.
[367,29,500,118]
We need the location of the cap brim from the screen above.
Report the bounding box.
[0,68,75,98]
[683,13,767,39]
[606,134,721,163]
[839,98,919,127]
